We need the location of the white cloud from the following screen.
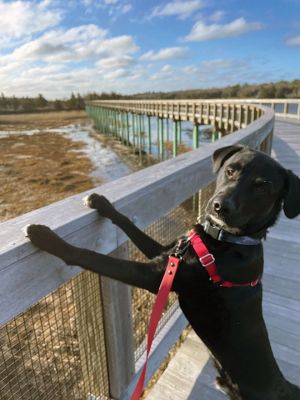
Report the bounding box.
[0,0,62,46]
[140,47,189,61]
[161,64,172,72]
[184,18,262,42]
[286,35,300,46]
[150,0,204,20]
[81,0,93,5]
[209,10,225,23]
[104,68,132,80]
[80,0,132,20]
[0,55,275,99]
[0,19,141,98]
[121,3,132,14]
[96,55,135,69]
[9,25,138,63]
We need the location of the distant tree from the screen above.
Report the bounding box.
[0,93,7,110]
[11,96,19,112]
[54,99,63,110]
[75,93,85,109]
[35,94,48,108]
[67,93,77,109]
[258,84,276,98]
[22,97,35,112]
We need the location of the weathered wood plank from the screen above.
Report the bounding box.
[146,330,226,400]
[277,359,300,386]
[263,273,300,302]
[101,245,135,399]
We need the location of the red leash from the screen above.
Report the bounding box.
[130,255,181,400]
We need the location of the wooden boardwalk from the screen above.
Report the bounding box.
[146,117,300,399]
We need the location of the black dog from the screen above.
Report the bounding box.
[25,145,300,400]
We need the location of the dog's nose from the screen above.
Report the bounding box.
[213,197,235,215]
[213,200,222,213]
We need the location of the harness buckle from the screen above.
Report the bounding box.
[174,239,190,258]
[199,253,215,267]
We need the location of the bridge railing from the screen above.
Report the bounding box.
[0,102,274,400]
[226,99,300,120]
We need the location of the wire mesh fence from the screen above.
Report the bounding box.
[0,272,110,400]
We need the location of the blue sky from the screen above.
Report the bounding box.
[1,0,300,98]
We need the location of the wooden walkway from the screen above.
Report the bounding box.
[146,117,300,399]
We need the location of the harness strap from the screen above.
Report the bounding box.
[188,230,259,288]
[130,255,181,400]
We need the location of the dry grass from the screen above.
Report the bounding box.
[0,131,96,221]
[0,111,87,131]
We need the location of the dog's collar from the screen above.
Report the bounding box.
[203,220,261,246]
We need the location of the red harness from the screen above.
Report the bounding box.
[130,230,259,399]
[188,230,259,288]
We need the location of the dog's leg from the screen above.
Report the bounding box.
[84,194,175,258]
[25,224,166,293]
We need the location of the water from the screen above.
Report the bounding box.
[48,123,131,182]
[113,115,213,160]
[262,102,298,115]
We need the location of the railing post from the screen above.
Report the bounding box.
[231,105,236,133]
[173,119,178,157]
[193,122,199,149]
[298,102,300,120]
[166,117,170,142]
[178,120,182,144]
[74,272,110,399]
[126,112,130,145]
[138,114,143,164]
[101,244,135,400]
[238,105,243,129]
[147,114,152,154]
[131,113,136,150]
[159,117,164,160]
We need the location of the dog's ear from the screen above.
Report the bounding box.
[283,169,300,219]
[212,145,245,173]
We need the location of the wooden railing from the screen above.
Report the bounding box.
[85,100,267,162]
[227,99,300,120]
[85,99,264,130]
[0,102,274,400]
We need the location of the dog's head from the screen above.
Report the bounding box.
[205,145,300,236]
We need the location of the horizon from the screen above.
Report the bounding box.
[1,0,300,99]
[2,78,300,102]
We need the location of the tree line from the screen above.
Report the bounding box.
[1,79,300,114]
[0,93,86,114]
[127,80,300,100]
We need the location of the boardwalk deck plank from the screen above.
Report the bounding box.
[146,117,300,399]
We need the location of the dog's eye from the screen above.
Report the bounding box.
[226,168,235,178]
[255,179,272,192]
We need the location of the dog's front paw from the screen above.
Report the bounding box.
[24,224,79,264]
[83,193,117,220]
[24,224,58,252]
